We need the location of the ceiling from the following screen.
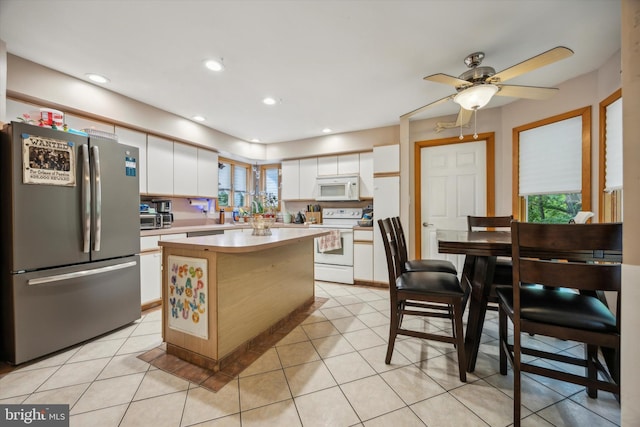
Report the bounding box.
[0,0,621,144]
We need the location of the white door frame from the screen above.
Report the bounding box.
[414,132,496,259]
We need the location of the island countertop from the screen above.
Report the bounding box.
[158,227,329,253]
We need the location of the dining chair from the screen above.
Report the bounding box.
[391,216,457,274]
[496,222,621,427]
[378,217,468,382]
[467,215,513,310]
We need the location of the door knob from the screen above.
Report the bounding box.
[422,222,434,227]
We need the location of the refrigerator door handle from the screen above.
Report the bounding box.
[92,145,102,252]
[27,261,138,286]
[82,144,91,253]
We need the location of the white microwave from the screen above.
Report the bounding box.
[315,175,360,201]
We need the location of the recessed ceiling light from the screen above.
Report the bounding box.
[250,138,261,143]
[322,128,332,133]
[85,73,110,84]
[192,115,206,122]
[204,58,225,72]
[262,97,277,105]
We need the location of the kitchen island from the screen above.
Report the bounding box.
[158,228,328,371]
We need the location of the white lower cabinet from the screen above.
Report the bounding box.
[139,233,187,307]
[140,251,161,305]
[140,235,161,306]
[354,229,374,283]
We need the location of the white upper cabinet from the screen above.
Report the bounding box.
[318,154,360,176]
[173,142,198,196]
[373,145,400,174]
[338,153,359,175]
[299,158,318,199]
[317,156,338,176]
[197,149,219,198]
[116,126,147,193]
[359,151,374,198]
[281,159,300,200]
[147,135,174,195]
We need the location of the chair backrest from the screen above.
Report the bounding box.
[467,215,513,231]
[378,218,403,289]
[390,217,409,267]
[511,222,622,316]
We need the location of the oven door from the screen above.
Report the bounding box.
[314,228,354,266]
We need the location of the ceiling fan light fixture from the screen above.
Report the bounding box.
[453,84,499,110]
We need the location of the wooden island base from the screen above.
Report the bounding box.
[165,294,317,372]
[159,228,328,372]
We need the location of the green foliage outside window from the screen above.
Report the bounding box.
[526,193,581,223]
[218,191,229,207]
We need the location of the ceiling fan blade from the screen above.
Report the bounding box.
[496,84,559,100]
[401,94,454,119]
[488,46,574,84]
[424,73,471,88]
[436,107,473,132]
[455,108,473,126]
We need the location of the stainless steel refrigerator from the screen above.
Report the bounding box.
[1,122,141,365]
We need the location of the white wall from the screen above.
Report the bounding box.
[403,51,622,257]
[4,54,399,162]
[0,40,6,122]
[4,55,266,161]
[621,0,640,424]
[266,125,398,160]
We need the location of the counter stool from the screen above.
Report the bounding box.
[379,218,469,382]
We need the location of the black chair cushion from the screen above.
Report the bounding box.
[405,259,457,274]
[495,286,617,333]
[397,271,464,297]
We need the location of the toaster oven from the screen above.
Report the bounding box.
[140,213,161,230]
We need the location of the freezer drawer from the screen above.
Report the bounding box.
[1,256,141,365]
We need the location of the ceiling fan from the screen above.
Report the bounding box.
[403,46,574,136]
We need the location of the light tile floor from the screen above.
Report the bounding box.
[0,281,620,426]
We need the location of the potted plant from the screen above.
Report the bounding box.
[264,193,278,218]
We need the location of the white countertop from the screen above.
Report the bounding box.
[157,227,330,253]
[140,220,309,237]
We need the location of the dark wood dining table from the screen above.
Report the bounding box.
[437,229,511,372]
[437,228,621,377]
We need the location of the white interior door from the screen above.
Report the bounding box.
[420,140,487,271]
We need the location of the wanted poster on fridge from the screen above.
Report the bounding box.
[22,134,76,186]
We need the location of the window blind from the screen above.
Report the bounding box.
[233,166,247,207]
[218,163,231,191]
[234,166,247,192]
[264,168,279,199]
[605,97,623,192]
[519,116,582,196]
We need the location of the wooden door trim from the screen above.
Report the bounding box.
[414,132,495,259]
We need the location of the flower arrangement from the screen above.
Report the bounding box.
[251,192,278,218]
[247,192,278,234]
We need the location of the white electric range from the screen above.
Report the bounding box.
[309,208,363,284]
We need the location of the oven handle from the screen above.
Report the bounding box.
[313,227,354,234]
